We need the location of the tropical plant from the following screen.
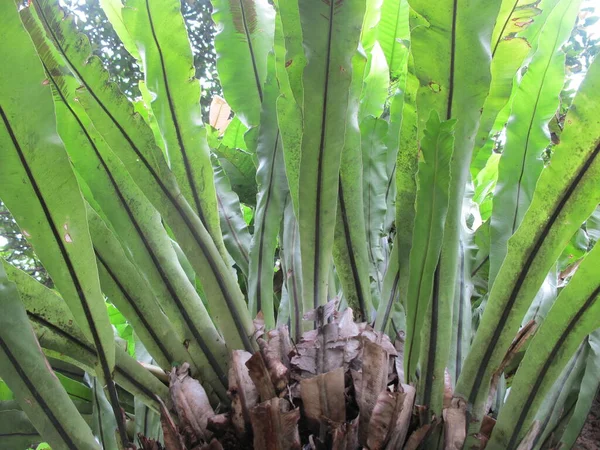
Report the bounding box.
[0,0,599,449]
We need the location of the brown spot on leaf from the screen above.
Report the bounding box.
[229,0,257,35]
[429,82,441,93]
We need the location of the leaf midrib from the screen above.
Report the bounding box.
[33,0,252,352]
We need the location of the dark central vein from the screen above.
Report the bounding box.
[446,0,458,119]
[239,0,263,103]
[145,0,206,226]
[27,312,157,402]
[33,0,252,352]
[467,138,600,406]
[406,133,443,378]
[456,242,465,381]
[422,263,441,415]
[216,192,250,266]
[380,270,400,332]
[338,179,366,318]
[507,285,600,448]
[0,104,128,447]
[96,252,174,366]
[256,132,281,312]
[492,0,519,57]
[92,377,107,449]
[314,0,335,309]
[43,64,226,385]
[511,9,568,235]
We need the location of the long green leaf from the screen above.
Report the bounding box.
[554,330,600,448]
[21,2,232,389]
[213,158,253,277]
[454,54,600,425]
[5,263,169,412]
[359,42,390,121]
[0,410,41,450]
[403,112,455,415]
[409,0,500,420]
[297,0,366,314]
[360,0,383,51]
[99,0,141,63]
[1,0,114,377]
[447,223,475,386]
[85,373,119,450]
[332,12,373,321]
[274,0,304,214]
[378,243,407,339]
[133,341,163,446]
[0,4,129,444]
[377,0,410,80]
[375,55,419,333]
[247,55,289,329]
[471,38,530,171]
[119,0,226,259]
[487,242,600,449]
[377,0,411,237]
[279,200,304,341]
[212,0,275,129]
[334,137,373,320]
[404,111,455,376]
[471,0,555,167]
[213,139,258,206]
[0,263,100,450]
[28,0,255,352]
[87,208,227,400]
[361,116,389,298]
[489,0,581,283]
[383,71,410,236]
[531,339,589,449]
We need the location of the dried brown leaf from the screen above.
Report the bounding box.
[385,384,416,450]
[478,415,496,450]
[366,389,405,450]
[207,413,231,434]
[229,350,259,436]
[291,307,362,380]
[195,438,225,450]
[138,434,164,450]
[246,351,277,402]
[486,321,537,411]
[350,369,362,406]
[156,396,186,450]
[331,418,359,450]
[258,326,292,392]
[358,340,390,445]
[443,397,468,450]
[301,367,346,428]
[394,331,406,384]
[250,398,301,450]
[303,300,337,323]
[170,363,214,446]
[404,423,433,450]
